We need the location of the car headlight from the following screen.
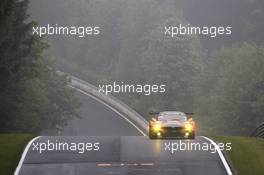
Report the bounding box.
[153,123,162,132]
[185,123,193,132]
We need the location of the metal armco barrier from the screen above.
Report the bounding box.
[251,122,264,138]
[60,72,149,134]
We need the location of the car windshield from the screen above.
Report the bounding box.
[158,114,187,122]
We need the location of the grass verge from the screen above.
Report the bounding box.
[0,134,34,175]
[0,134,263,175]
[211,135,264,175]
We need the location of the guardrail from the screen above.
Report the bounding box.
[66,74,148,134]
[251,122,264,138]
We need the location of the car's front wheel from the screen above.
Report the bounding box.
[189,132,195,139]
[149,132,158,139]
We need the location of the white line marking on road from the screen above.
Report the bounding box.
[201,136,233,175]
[69,85,147,136]
[14,136,41,175]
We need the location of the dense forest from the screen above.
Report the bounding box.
[1,0,263,135]
[0,0,81,133]
[29,0,264,135]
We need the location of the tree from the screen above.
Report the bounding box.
[0,0,80,133]
[197,43,264,135]
[174,0,264,49]
[138,17,203,116]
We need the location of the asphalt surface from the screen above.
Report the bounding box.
[62,92,142,136]
[17,91,231,175]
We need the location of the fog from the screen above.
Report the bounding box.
[27,0,264,135]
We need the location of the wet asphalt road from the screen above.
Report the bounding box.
[62,92,142,136]
[17,92,230,175]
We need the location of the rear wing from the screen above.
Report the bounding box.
[149,112,159,115]
[149,112,159,122]
[185,112,194,119]
[149,112,194,120]
[149,112,159,117]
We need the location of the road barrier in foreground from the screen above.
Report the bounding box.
[251,122,264,138]
[66,74,148,134]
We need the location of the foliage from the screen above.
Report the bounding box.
[137,19,203,117]
[0,134,34,175]
[197,44,264,135]
[175,0,264,49]
[0,0,80,133]
[28,0,264,135]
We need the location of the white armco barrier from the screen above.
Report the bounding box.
[68,75,148,134]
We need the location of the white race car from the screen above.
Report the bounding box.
[149,111,196,139]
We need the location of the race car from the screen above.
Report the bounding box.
[149,111,196,139]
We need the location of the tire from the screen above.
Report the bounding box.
[189,132,195,139]
[149,124,157,139]
[149,132,157,139]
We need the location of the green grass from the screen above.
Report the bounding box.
[211,135,264,175]
[0,134,34,175]
[0,134,263,175]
